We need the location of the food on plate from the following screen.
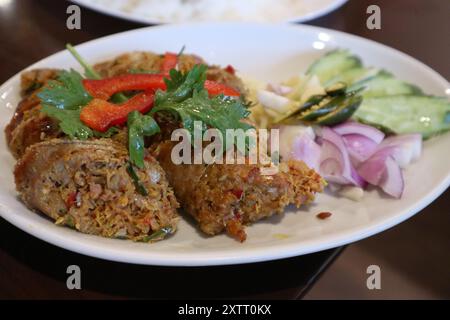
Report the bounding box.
[5,43,447,242]
[5,69,62,159]
[90,53,324,242]
[5,45,324,242]
[80,0,332,23]
[254,49,449,199]
[14,138,179,242]
[153,140,323,242]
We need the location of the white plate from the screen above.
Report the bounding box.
[0,23,449,266]
[71,0,348,24]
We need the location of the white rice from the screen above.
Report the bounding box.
[88,0,336,23]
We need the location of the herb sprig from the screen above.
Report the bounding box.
[151,65,253,149]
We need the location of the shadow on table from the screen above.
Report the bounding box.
[0,219,342,299]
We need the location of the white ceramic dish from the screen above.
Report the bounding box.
[71,0,348,24]
[0,23,449,266]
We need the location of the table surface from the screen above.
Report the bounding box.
[0,0,448,299]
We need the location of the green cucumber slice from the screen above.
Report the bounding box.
[350,74,423,98]
[325,67,379,87]
[353,95,450,139]
[306,49,362,84]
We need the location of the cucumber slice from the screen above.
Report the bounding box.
[350,73,423,98]
[353,95,450,139]
[306,49,362,84]
[325,67,379,87]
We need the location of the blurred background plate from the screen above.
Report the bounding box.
[71,0,348,24]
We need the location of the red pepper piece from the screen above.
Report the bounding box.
[230,188,243,199]
[84,75,240,99]
[83,74,167,100]
[161,52,178,74]
[66,192,77,209]
[224,65,235,75]
[80,91,155,132]
[204,80,240,97]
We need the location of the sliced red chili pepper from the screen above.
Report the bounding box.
[66,192,77,209]
[230,188,243,199]
[161,52,178,74]
[224,65,235,75]
[204,80,240,97]
[84,74,240,100]
[80,90,155,132]
[83,74,167,100]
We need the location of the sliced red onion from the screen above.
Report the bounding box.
[343,134,379,165]
[378,133,422,168]
[320,127,366,187]
[379,156,404,198]
[357,147,404,198]
[357,147,395,185]
[333,121,385,144]
[279,125,321,171]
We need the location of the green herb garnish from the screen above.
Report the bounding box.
[66,43,128,103]
[126,163,149,196]
[93,126,120,138]
[177,45,186,57]
[38,69,92,110]
[151,65,253,150]
[66,43,101,80]
[127,111,160,169]
[141,227,173,242]
[40,105,92,139]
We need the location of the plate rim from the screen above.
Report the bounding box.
[0,23,449,266]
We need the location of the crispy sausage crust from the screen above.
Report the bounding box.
[93,51,247,94]
[5,69,61,159]
[152,141,324,241]
[15,139,179,241]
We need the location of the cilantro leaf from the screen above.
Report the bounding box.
[127,111,160,169]
[66,43,128,103]
[93,126,120,138]
[151,65,253,151]
[162,64,207,101]
[41,105,93,140]
[38,69,92,110]
[66,43,101,80]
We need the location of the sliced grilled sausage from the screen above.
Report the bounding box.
[15,138,179,242]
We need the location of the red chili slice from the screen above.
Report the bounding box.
[83,74,167,100]
[80,90,155,132]
[83,74,240,100]
[161,52,178,74]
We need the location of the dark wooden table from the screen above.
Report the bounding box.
[0,0,448,299]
